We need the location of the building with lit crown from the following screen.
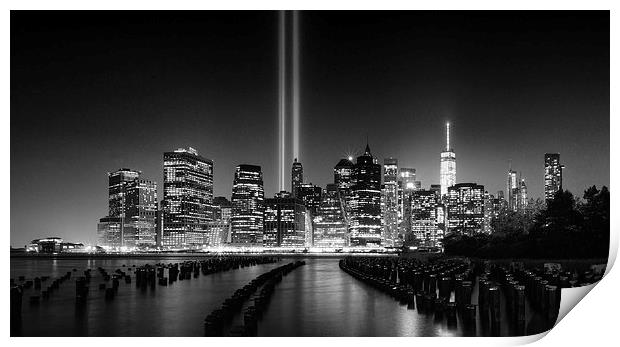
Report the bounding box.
[349,143,382,246]
[381,158,399,247]
[440,123,456,197]
[291,158,303,198]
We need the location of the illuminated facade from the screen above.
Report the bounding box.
[381,158,399,247]
[440,123,456,197]
[124,179,157,246]
[410,189,440,246]
[231,164,265,245]
[349,144,382,246]
[398,167,417,238]
[518,178,528,211]
[313,184,348,248]
[205,221,230,247]
[162,147,214,248]
[213,196,232,223]
[97,168,157,248]
[507,169,518,211]
[544,153,564,203]
[263,195,306,247]
[334,158,354,215]
[296,183,322,216]
[291,158,303,198]
[447,183,485,236]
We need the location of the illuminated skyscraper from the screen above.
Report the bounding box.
[162,147,214,248]
[440,122,457,197]
[447,183,485,236]
[124,179,158,246]
[544,153,564,203]
[507,169,518,211]
[263,195,306,247]
[97,169,157,248]
[381,158,399,247]
[231,164,265,245]
[410,189,440,246]
[398,167,417,235]
[518,178,528,211]
[291,158,303,198]
[334,158,354,214]
[349,143,382,246]
[313,184,348,248]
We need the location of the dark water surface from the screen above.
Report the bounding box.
[11,257,547,337]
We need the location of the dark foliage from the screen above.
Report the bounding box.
[443,186,610,259]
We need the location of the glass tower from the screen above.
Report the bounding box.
[349,143,382,246]
[231,164,265,245]
[544,153,564,203]
[440,122,457,197]
[162,147,214,248]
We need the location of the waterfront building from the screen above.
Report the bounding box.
[398,167,417,240]
[382,158,399,247]
[296,183,322,216]
[507,168,518,211]
[447,183,485,236]
[410,189,440,246]
[313,184,348,248]
[263,195,307,247]
[205,221,230,247]
[124,179,158,246]
[162,147,214,248]
[544,153,564,203]
[213,196,232,223]
[349,143,382,246]
[440,122,457,197]
[334,158,354,214]
[97,168,157,249]
[231,164,265,245]
[291,158,303,198]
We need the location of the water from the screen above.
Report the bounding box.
[10,257,549,337]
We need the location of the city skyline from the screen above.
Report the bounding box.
[11,11,609,246]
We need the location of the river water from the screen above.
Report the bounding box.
[10,257,548,337]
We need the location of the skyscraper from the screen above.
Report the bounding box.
[398,167,417,239]
[507,168,518,211]
[410,189,440,247]
[447,183,485,236]
[334,158,354,214]
[124,179,158,246]
[97,169,157,248]
[349,143,382,246]
[231,164,265,245]
[544,153,564,203]
[162,147,214,248]
[291,158,303,198]
[296,183,322,216]
[381,158,399,247]
[313,184,348,248]
[518,178,528,211]
[263,195,307,247]
[440,122,457,197]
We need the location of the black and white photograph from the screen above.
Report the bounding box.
[8,7,612,339]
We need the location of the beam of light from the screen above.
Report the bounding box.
[278,10,286,192]
[292,10,300,162]
[446,122,450,151]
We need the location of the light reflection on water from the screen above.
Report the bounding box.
[11,257,545,337]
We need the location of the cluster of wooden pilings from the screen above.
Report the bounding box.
[204,260,306,337]
[10,256,280,336]
[340,257,565,336]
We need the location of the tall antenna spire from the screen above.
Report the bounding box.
[446,122,450,151]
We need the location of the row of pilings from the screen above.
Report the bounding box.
[10,256,280,336]
[204,260,306,337]
[339,257,564,336]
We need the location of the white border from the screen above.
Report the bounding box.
[3,2,617,347]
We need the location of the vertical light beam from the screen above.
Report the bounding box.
[292,10,300,162]
[278,10,286,192]
[446,122,450,151]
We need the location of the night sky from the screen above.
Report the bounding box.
[11,11,609,246]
